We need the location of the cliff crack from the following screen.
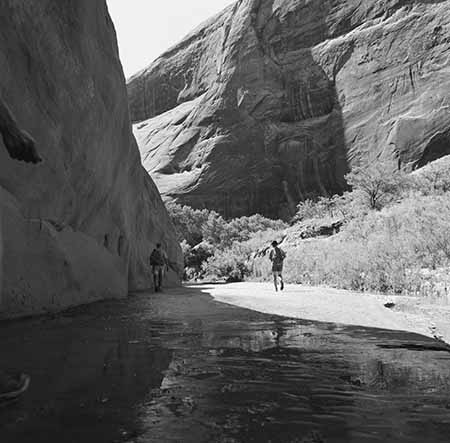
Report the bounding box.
[218,1,241,77]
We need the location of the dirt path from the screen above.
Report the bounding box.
[203,282,444,341]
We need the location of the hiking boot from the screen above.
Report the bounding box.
[280,281,284,291]
[0,373,30,401]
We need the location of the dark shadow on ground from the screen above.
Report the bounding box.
[1,285,450,443]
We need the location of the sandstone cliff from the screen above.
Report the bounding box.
[129,0,450,219]
[0,0,182,318]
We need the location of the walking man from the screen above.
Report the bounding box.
[150,243,168,292]
[269,240,286,292]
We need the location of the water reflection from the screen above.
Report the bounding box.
[140,317,450,443]
[1,290,450,443]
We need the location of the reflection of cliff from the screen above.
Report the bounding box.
[130,0,450,219]
[4,295,450,442]
[0,1,182,317]
[149,318,450,442]
[197,320,450,392]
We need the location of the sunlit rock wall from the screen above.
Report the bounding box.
[129,0,450,219]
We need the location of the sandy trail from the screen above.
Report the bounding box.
[200,282,439,340]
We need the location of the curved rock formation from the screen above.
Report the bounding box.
[129,0,450,219]
[0,0,182,318]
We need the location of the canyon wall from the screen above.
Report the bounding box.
[129,0,450,219]
[0,0,182,318]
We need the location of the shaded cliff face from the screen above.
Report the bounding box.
[128,0,450,219]
[0,0,182,317]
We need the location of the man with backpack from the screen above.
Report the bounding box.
[269,240,286,292]
[150,243,168,292]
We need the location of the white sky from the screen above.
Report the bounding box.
[106,0,234,79]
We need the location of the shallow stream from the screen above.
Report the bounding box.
[1,286,449,442]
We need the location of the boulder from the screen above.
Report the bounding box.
[129,0,450,219]
[289,218,344,242]
[0,1,182,318]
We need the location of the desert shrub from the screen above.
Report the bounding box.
[292,192,367,226]
[202,229,285,282]
[182,241,214,279]
[171,158,450,289]
[282,195,450,295]
[202,244,252,282]
[409,157,450,196]
[345,162,406,210]
[291,161,415,227]
[292,199,327,222]
[292,195,346,223]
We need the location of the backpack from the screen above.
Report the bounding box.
[150,249,165,266]
[271,247,286,265]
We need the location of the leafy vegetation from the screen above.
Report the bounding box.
[260,159,450,297]
[166,203,287,280]
[202,229,283,282]
[275,195,450,295]
[345,162,405,210]
[292,192,366,224]
[168,157,450,298]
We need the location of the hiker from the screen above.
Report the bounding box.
[0,95,41,401]
[150,243,168,292]
[269,240,286,292]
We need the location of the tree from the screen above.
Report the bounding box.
[345,162,405,210]
[166,203,210,246]
[201,211,228,245]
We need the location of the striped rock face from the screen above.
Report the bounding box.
[129,0,450,219]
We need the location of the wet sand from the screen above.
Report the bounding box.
[1,285,450,442]
[205,282,438,339]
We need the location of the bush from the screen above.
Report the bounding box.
[168,203,287,249]
[292,199,327,222]
[345,162,406,210]
[202,229,284,282]
[182,241,214,280]
[409,156,450,196]
[291,192,367,225]
[171,158,450,290]
[282,195,450,295]
[167,203,288,280]
[202,244,251,282]
[202,213,287,249]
